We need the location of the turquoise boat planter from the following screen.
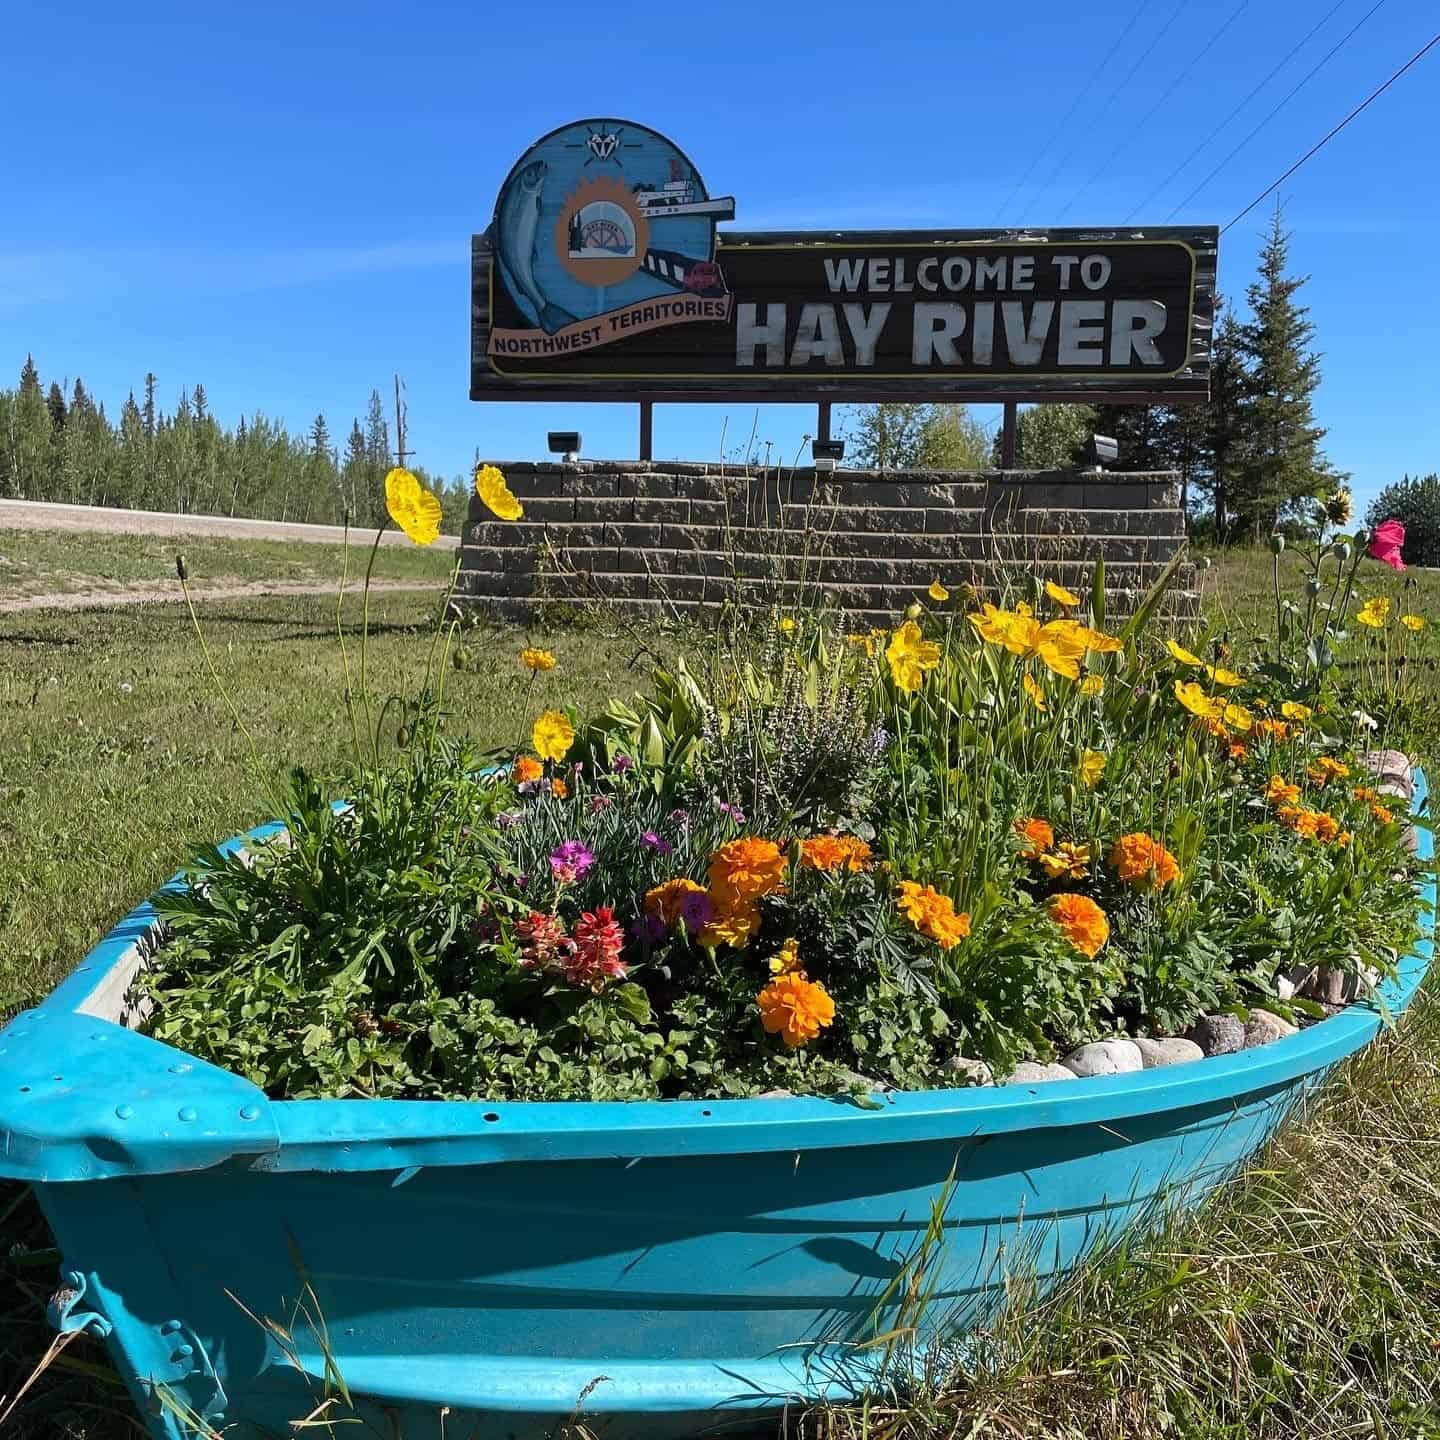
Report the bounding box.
[1,775,1432,1440]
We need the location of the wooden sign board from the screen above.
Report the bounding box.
[472,120,1217,406]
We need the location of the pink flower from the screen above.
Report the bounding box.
[1369,518,1406,571]
[549,840,596,885]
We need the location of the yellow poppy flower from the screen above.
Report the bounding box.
[1038,841,1093,880]
[1174,680,1222,720]
[475,463,524,521]
[1166,639,1203,667]
[1045,580,1081,607]
[1221,702,1253,732]
[886,621,941,692]
[1080,674,1105,697]
[1280,700,1312,722]
[1402,613,1425,632]
[384,468,442,546]
[778,616,796,633]
[532,709,575,763]
[1205,664,1243,687]
[1079,626,1123,654]
[1023,672,1047,711]
[928,579,950,603]
[520,648,557,672]
[1356,597,1391,628]
[1078,748,1107,789]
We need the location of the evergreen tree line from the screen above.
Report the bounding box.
[0,365,471,532]
[849,206,1342,540]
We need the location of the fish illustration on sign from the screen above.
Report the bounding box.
[494,160,576,335]
[486,119,736,362]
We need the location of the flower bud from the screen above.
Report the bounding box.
[1354,528,1369,548]
[1269,534,1286,555]
[1197,555,1212,571]
[1334,542,1353,563]
[1306,579,1322,597]
[175,554,188,581]
[905,602,922,620]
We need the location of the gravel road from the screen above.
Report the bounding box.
[0,498,459,548]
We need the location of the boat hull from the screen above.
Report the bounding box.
[5,775,1431,1438]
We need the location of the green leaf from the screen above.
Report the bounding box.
[613,983,653,1025]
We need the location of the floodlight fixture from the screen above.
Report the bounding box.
[547,431,582,462]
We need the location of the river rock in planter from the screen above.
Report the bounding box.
[943,1056,994,1087]
[1186,1013,1245,1056]
[1243,1010,1299,1048]
[756,1088,795,1100]
[1062,1040,1143,1077]
[1134,1036,1204,1068]
[1004,1061,1077,1085]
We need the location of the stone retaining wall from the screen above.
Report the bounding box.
[455,462,1193,626]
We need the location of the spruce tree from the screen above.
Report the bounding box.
[19,354,40,397]
[193,383,208,421]
[142,372,158,440]
[46,382,67,432]
[1234,204,1327,534]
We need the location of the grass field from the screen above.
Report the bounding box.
[0,525,455,602]
[2,537,1439,1438]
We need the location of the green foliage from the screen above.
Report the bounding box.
[0,357,472,528]
[1367,473,1440,566]
[998,403,1094,469]
[844,402,991,470]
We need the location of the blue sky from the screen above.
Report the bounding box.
[2,0,1436,512]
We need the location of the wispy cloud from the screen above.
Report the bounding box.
[0,240,461,308]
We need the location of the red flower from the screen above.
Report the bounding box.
[567,906,627,992]
[516,911,572,972]
[1369,518,1405,571]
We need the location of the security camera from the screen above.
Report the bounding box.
[812,438,845,475]
[1084,434,1119,471]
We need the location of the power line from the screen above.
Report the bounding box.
[1123,0,1352,222]
[1222,28,1440,233]
[1053,0,1250,223]
[1164,0,1389,220]
[996,0,1151,223]
[1016,0,1188,223]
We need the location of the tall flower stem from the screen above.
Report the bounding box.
[335,514,364,767]
[358,523,387,765]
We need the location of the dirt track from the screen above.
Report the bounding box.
[0,498,460,548]
[0,579,439,615]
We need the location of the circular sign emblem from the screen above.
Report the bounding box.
[555,176,650,287]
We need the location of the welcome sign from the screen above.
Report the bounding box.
[472,120,1217,405]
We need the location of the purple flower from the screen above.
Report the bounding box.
[717,800,746,825]
[590,795,614,815]
[571,761,585,776]
[641,830,673,857]
[668,808,691,827]
[496,809,524,830]
[630,912,666,943]
[677,889,716,931]
[612,753,634,773]
[549,840,596,885]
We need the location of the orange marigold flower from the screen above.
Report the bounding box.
[1228,740,1249,762]
[1037,841,1093,881]
[550,777,568,799]
[644,877,709,929]
[1109,832,1182,889]
[708,837,788,911]
[1353,785,1379,803]
[512,755,543,784]
[799,834,872,873]
[1264,774,1301,807]
[1306,756,1350,785]
[698,902,762,951]
[896,880,972,948]
[757,972,836,1048]
[1371,802,1395,825]
[1254,718,1291,742]
[1014,817,1055,860]
[1047,892,1110,957]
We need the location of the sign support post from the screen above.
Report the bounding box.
[1000,402,1017,470]
[639,401,653,462]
